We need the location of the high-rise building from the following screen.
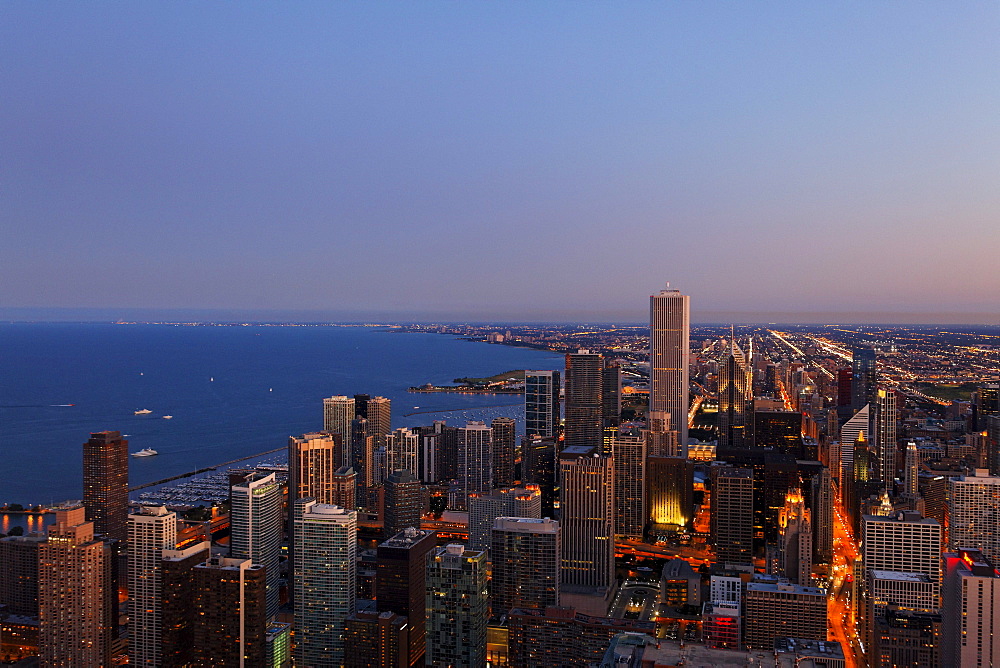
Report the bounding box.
[0,534,45,618]
[127,505,177,667]
[387,427,420,479]
[563,350,605,450]
[82,430,129,544]
[323,395,355,465]
[522,436,557,516]
[602,362,622,431]
[872,605,942,668]
[343,608,409,668]
[948,468,1000,564]
[377,527,437,666]
[839,404,870,486]
[331,465,357,510]
[646,410,680,457]
[467,485,542,553]
[367,396,392,442]
[862,511,942,583]
[611,433,645,539]
[903,441,920,497]
[874,387,898,490]
[649,285,690,452]
[718,338,753,451]
[558,445,614,589]
[288,431,342,505]
[710,466,754,566]
[426,544,488,668]
[778,489,812,586]
[230,471,283,620]
[293,500,358,667]
[38,507,113,667]
[942,549,1000,667]
[525,370,560,439]
[646,456,694,535]
[383,469,422,539]
[191,556,268,668]
[743,578,828,649]
[810,468,834,564]
[851,347,877,412]
[491,417,517,489]
[491,517,561,614]
[456,421,492,509]
[160,540,211,668]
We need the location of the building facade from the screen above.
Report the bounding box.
[525,370,560,439]
[127,505,177,667]
[649,285,690,451]
[426,544,488,668]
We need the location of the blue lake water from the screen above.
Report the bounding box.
[0,323,564,505]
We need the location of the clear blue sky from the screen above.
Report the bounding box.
[3,3,999,323]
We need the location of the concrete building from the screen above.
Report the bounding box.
[647,455,694,535]
[948,468,1000,564]
[191,556,268,668]
[288,431,342,504]
[343,608,409,668]
[612,433,646,539]
[558,445,614,590]
[711,466,754,566]
[383,469,422,539]
[0,534,45,618]
[127,505,177,667]
[467,486,542,553]
[778,489,812,586]
[649,285,690,451]
[507,606,655,668]
[743,578,828,650]
[942,549,1000,667]
[323,395,355,465]
[82,430,129,544]
[230,471,283,620]
[456,421,493,509]
[564,350,606,450]
[160,540,211,668]
[871,606,941,668]
[426,544,488,668]
[377,527,437,666]
[491,517,561,614]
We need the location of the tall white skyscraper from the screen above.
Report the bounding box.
[231,472,283,620]
[293,499,357,667]
[948,469,1000,564]
[650,285,690,453]
[127,505,177,667]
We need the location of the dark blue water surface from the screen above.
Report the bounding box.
[0,323,563,504]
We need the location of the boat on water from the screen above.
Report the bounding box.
[132,448,158,457]
[162,415,173,419]
[134,409,153,415]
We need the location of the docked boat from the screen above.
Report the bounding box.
[134,408,153,415]
[132,448,158,457]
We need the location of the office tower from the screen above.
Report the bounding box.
[383,469,422,539]
[862,511,942,581]
[192,556,267,667]
[743,578,828,649]
[660,559,701,608]
[810,468,834,564]
[127,505,177,667]
[988,414,1000,477]
[230,471,283,620]
[602,362,622,430]
[323,395,355,463]
[874,387,898,489]
[904,441,920,496]
[866,570,938,642]
[426,544,488,668]
[367,396,392,441]
[294,500,358,667]
[612,433,645,539]
[649,285,690,451]
[388,427,420,478]
[710,467,754,566]
[942,549,1000,667]
[468,486,542,552]
[563,350,605,450]
[38,507,113,667]
[343,609,409,668]
[851,346,877,411]
[82,430,129,544]
[491,517,561,614]
[522,435,557,516]
[754,410,802,454]
[558,445,614,589]
[718,338,753,450]
[351,416,369,470]
[416,428,441,483]
[646,456,694,535]
[436,422,460,481]
[525,370,560,438]
[376,527,437,666]
[160,540,211,668]
[266,622,291,668]
[0,534,45,617]
[872,606,942,668]
[948,468,1000,563]
[506,607,655,668]
[646,410,679,457]
[778,489,812,586]
[331,465,357,510]
[457,421,492,509]
[491,417,516,488]
[288,431,341,504]
[839,403,870,485]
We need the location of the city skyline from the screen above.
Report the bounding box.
[3,4,999,323]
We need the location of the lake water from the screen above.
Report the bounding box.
[0,323,564,505]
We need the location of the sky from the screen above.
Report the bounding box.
[3,3,999,324]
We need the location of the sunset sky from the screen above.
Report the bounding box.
[3,3,999,323]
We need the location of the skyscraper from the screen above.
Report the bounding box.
[425,544,488,668]
[490,517,561,614]
[387,427,421,479]
[522,435,557,516]
[778,489,813,586]
[331,465,357,510]
[743,579,828,649]
[948,468,1000,564]
[647,456,694,535]
[718,337,753,451]
[810,468,834,564]
[0,534,45,618]
[191,556,268,667]
[160,540,211,668]
[851,346,877,412]
[942,549,1000,667]
[491,417,516,489]
[710,466,754,566]
[563,351,605,450]
[874,387,898,490]
[127,505,177,667]
[903,441,920,497]
[230,471,283,620]
[558,445,614,589]
[323,395,355,465]
[611,433,646,540]
[457,421,492,509]
[288,431,341,505]
[525,370,560,439]
[377,527,437,666]
[602,362,622,430]
[383,469,422,539]
[839,403,870,486]
[366,395,392,443]
[467,485,542,553]
[83,430,129,544]
[38,506,113,667]
[294,500,358,667]
[649,285,690,452]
